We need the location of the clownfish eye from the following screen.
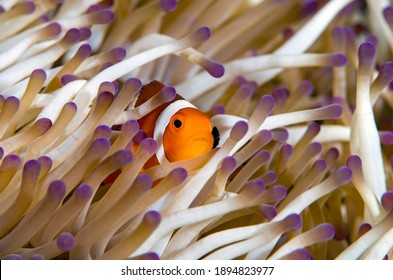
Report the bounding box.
[173,119,182,128]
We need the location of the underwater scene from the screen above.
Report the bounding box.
[0,0,392,260]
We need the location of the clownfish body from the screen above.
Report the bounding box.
[136,80,219,168]
[103,80,219,184]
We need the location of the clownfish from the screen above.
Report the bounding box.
[104,80,220,184]
[136,80,220,168]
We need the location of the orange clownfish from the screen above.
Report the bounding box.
[136,80,220,168]
[104,80,220,184]
[135,81,219,168]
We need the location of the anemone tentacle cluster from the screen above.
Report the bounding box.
[0,0,393,260]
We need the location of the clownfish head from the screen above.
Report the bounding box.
[162,107,218,162]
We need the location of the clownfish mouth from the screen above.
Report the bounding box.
[188,132,215,147]
[191,135,214,143]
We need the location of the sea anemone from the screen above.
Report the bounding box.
[0,0,392,260]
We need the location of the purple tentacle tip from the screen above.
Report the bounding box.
[366,34,378,47]
[76,43,92,58]
[135,174,153,191]
[3,154,21,168]
[20,1,36,14]
[259,94,276,114]
[260,170,277,185]
[313,159,328,172]
[111,47,127,61]
[144,210,161,227]
[269,185,287,202]
[64,28,82,44]
[75,184,93,201]
[36,118,52,133]
[253,150,270,165]
[101,62,114,70]
[31,68,47,80]
[308,142,323,155]
[23,159,41,176]
[193,26,211,43]
[230,121,248,141]
[326,104,343,119]
[133,130,147,144]
[145,252,160,260]
[61,74,77,85]
[221,156,237,174]
[272,87,289,102]
[140,138,158,155]
[125,78,142,92]
[377,62,393,83]
[114,149,134,167]
[39,14,50,23]
[381,191,393,211]
[207,61,225,78]
[326,147,339,160]
[38,157,52,171]
[90,138,111,153]
[332,26,345,44]
[383,6,393,25]
[31,255,45,260]
[284,248,312,260]
[284,213,302,231]
[244,179,266,197]
[47,180,66,201]
[87,4,101,14]
[94,9,115,24]
[161,86,177,102]
[346,154,362,168]
[379,131,393,146]
[281,144,294,158]
[79,28,92,41]
[317,223,336,241]
[57,232,75,251]
[358,223,372,236]
[358,42,376,69]
[6,96,20,108]
[333,167,352,185]
[307,121,321,135]
[271,129,286,143]
[4,254,22,260]
[124,119,139,133]
[237,85,254,99]
[259,204,277,220]
[160,0,178,12]
[213,104,226,115]
[169,167,188,184]
[298,0,318,18]
[94,125,112,139]
[332,53,347,67]
[298,80,314,95]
